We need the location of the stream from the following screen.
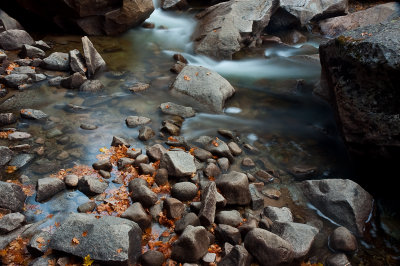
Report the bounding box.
[1,1,400,265]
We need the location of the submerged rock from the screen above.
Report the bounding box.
[126,116,151,128]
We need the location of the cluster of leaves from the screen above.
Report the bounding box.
[0,237,33,265]
[51,165,99,180]
[94,186,131,216]
[6,180,35,196]
[0,129,13,139]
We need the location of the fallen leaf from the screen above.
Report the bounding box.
[5,166,17,174]
[36,237,45,244]
[54,222,60,227]
[183,75,191,81]
[71,238,80,246]
[116,248,122,253]
[83,254,94,266]
[82,231,88,237]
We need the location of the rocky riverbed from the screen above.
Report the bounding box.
[0,0,400,265]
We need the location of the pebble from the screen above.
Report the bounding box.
[80,123,98,130]
[8,131,31,140]
[64,174,79,187]
[228,142,242,156]
[242,157,255,167]
[262,187,281,199]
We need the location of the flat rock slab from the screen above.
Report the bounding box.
[50,213,142,265]
[161,150,196,177]
[126,116,151,128]
[41,52,70,71]
[160,102,196,118]
[170,65,235,113]
[20,109,48,120]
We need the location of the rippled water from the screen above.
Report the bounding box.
[1,2,399,265]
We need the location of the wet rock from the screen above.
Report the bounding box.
[205,137,234,162]
[242,157,255,167]
[193,0,279,60]
[171,225,210,262]
[199,182,217,226]
[31,73,46,82]
[161,120,180,136]
[0,29,34,50]
[8,131,31,140]
[244,228,294,266]
[218,129,235,139]
[0,87,7,97]
[92,159,112,171]
[263,206,293,222]
[278,30,307,45]
[139,163,155,175]
[204,163,221,178]
[41,52,70,71]
[46,128,62,138]
[216,224,241,245]
[10,66,35,75]
[127,148,142,159]
[0,50,6,63]
[164,135,189,150]
[20,109,48,120]
[129,180,158,208]
[164,197,185,219]
[249,183,264,210]
[138,126,155,141]
[3,73,29,88]
[228,142,242,156]
[149,202,163,221]
[160,102,196,118]
[170,61,186,74]
[111,136,130,147]
[0,113,17,126]
[79,79,104,92]
[326,253,351,266]
[128,82,150,93]
[216,171,251,205]
[36,177,65,202]
[193,147,212,162]
[0,146,13,167]
[146,144,167,161]
[216,191,227,208]
[82,36,106,78]
[259,217,273,231]
[161,0,188,10]
[117,157,135,170]
[171,182,198,202]
[329,226,358,252]
[121,202,152,230]
[0,10,23,32]
[219,244,252,266]
[28,231,51,256]
[301,179,373,236]
[255,169,275,182]
[78,176,108,196]
[61,72,87,89]
[271,221,319,259]
[216,210,242,227]
[140,250,165,266]
[48,76,63,86]
[33,40,50,51]
[238,219,258,239]
[319,2,399,37]
[0,212,25,234]
[8,153,34,169]
[262,187,281,199]
[19,44,45,59]
[50,213,142,265]
[134,154,149,166]
[99,170,111,179]
[217,157,230,172]
[126,115,151,128]
[155,168,169,186]
[161,150,196,177]
[69,49,86,75]
[175,213,201,234]
[77,201,97,213]
[170,65,235,112]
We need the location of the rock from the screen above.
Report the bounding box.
[164,198,185,219]
[219,244,252,266]
[318,19,400,166]
[20,109,48,120]
[33,40,50,51]
[0,50,6,63]
[128,82,150,92]
[170,65,235,112]
[329,226,358,252]
[19,44,45,59]
[36,178,66,202]
[8,131,31,140]
[301,179,373,236]
[61,72,87,89]
[249,183,264,210]
[238,219,258,238]
[0,212,25,234]
[79,79,104,92]
[126,116,151,128]
[78,175,108,196]
[193,148,212,162]
[242,157,255,167]
[138,126,155,141]
[28,231,51,256]
[198,182,217,226]
[175,213,201,234]
[69,49,86,75]
[50,213,142,265]
[204,163,221,178]
[77,201,97,213]
[134,154,149,166]
[216,171,251,205]
[170,61,186,74]
[161,150,196,177]
[0,113,17,126]
[0,181,26,212]
[228,143,242,157]
[46,128,62,138]
[173,53,188,64]
[117,157,134,170]
[121,202,152,230]
[41,52,70,71]
[0,29,34,50]
[0,146,13,167]
[217,157,230,171]
[215,210,242,227]
[271,221,319,259]
[193,0,279,60]
[141,250,165,266]
[216,224,241,245]
[263,206,293,222]
[0,9,23,32]
[278,29,307,44]
[3,73,29,88]
[254,169,275,182]
[155,168,169,186]
[326,253,351,266]
[10,66,35,75]
[161,0,188,10]
[127,148,142,159]
[139,163,156,175]
[171,225,210,262]
[160,102,196,118]
[8,153,34,170]
[129,180,158,208]
[82,36,106,78]
[31,74,46,82]
[161,120,181,136]
[171,182,198,201]
[262,187,281,199]
[319,2,399,37]
[205,137,234,162]
[216,191,227,208]
[146,144,167,161]
[48,76,63,86]
[111,136,130,147]
[244,228,294,266]
[92,159,112,171]
[99,170,111,179]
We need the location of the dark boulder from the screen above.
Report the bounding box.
[0,29,34,50]
[36,177,66,202]
[216,171,251,205]
[0,181,26,212]
[82,36,106,78]
[41,52,70,71]
[0,9,23,32]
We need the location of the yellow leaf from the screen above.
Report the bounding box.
[83,254,94,266]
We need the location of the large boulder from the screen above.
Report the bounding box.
[0,29,34,50]
[216,171,251,205]
[50,213,142,265]
[300,179,373,236]
[0,181,26,212]
[318,19,400,165]
[170,65,235,112]
[193,0,279,60]
[36,177,66,202]
[171,225,210,262]
[82,36,106,78]
[319,2,400,37]
[0,9,23,32]
[7,0,154,36]
[161,150,196,177]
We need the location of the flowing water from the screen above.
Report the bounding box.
[1,2,399,265]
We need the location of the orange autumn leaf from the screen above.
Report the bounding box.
[183,75,191,81]
[82,231,88,237]
[195,72,199,76]
[212,140,219,147]
[54,222,61,227]
[36,237,45,244]
[165,105,170,109]
[72,238,80,245]
[5,166,17,174]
